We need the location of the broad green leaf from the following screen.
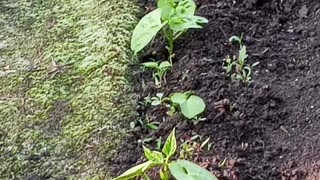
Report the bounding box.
[131,9,165,54]
[143,146,164,163]
[169,15,207,31]
[180,95,205,119]
[176,0,196,15]
[114,161,153,180]
[170,93,187,105]
[239,45,248,62]
[158,0,175,20]
[159,61,172,69]
[169,160,218,180]
[142,62,159,69]
[162,128,177,158]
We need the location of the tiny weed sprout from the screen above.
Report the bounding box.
[142,61,171,86]
[151,93,165,106]
[114,129,218,180]
[131,0,208,64]
[180,134,211,159]
[223,35,259,85]
[130,118,160,131]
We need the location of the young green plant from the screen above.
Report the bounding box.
[180,134,212,159]
[224,35,259,85]
[114,129,217,180]
[131,0,208,64]
[142,61,172,87]
[150,92,206,120]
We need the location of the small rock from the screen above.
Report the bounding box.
[236,158,245,164]
[228,159,236,167]
[309,31,316,37]
[223,170,229,177]
[298,5,308,18]
[271,167,278,176]
[0,42,7,49]
[288,63,295,70]
[24,172,40,180]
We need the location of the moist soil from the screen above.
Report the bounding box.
[109,0,320,179]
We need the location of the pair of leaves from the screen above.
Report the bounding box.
[158,0,195,20]
[170,93,206,119]
[114,129,217,180]
[142,61,171,70]
[144,128,177,161]
[166,0,207,31]
[131,0,208,54]
[114,129,177,180]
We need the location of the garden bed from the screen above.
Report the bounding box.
[111,0,320,179]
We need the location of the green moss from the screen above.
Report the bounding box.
[0,0,141,179]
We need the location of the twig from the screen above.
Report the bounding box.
[219,26,229,41]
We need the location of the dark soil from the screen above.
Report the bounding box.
[110,0,320,179]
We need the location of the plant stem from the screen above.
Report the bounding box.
[163,28,174,65]
[143,173,151,180]
[168,31,174,56]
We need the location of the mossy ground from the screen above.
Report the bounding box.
[0,0,140,179]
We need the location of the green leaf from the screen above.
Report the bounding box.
[142,62,159,69]
[180,95,206,119]
[169,160,218,180]
[114,161,153,180]
[170,93,187,105]
[146,122,160,130]
[239,45,248,62]
[176,0,196,16]
[158,0,175,20]
[151,100,162,106]
[169,15,208,31]
[131,9,166,54]
[229,36,241,44]
[192,15,209,24]
[143,146,164,163]
[162,128,177,158]
[159,61,172,69]
[252,61,259,67]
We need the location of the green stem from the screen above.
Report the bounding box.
[143,173,151,180]
[163,28,174,65]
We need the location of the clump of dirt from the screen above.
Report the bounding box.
[111,0,320,179]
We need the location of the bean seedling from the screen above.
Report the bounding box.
[114,129,217,180]
[224,35,259,85]
[150,92,206,120]
[131,0,208,64]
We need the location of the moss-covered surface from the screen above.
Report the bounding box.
[0,0,140,179]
